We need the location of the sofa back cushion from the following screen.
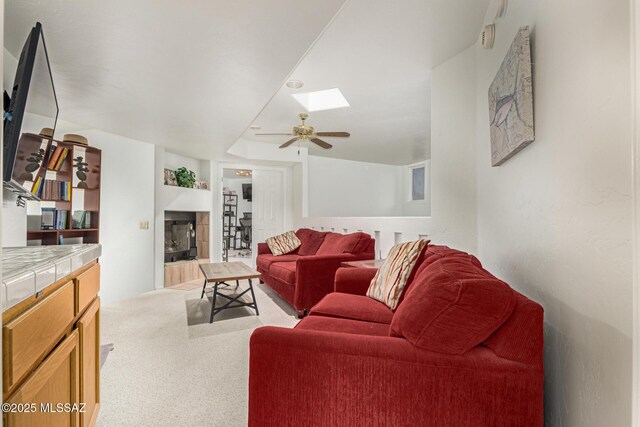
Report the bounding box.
[266,231,301,256]
[316,232,372,255]
[295,228,327,256]
[482,291,544,366]
[366,240,429,310]
[400,245,482,303]
[390,257,516,355]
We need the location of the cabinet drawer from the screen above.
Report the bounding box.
[3,281,75,393]
[74,264,100,315]
[6,330,79,427]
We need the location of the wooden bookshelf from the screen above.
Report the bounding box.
[23,133,102,245]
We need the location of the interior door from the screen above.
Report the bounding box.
[252,169,285,263]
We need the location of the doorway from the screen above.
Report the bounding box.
[222,168,253,264]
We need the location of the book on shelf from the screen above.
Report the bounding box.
[30,176,43,197]
[39,208,69,230]
[72,210,92,229]
[54,210,68,230]
[40,180,71,201]
[46,145,69,171]
[54,148,69,170]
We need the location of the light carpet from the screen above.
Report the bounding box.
[96,280,297,427]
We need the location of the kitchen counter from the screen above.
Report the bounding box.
[2,244,101,312]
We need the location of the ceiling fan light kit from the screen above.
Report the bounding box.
[255,112,350,150]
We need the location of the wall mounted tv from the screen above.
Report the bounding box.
[242,183,252,202]
[3,22,58,200]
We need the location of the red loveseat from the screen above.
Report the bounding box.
[249,245,544,426]
[256,228,375,316]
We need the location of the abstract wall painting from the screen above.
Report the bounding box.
[488,26,535,166]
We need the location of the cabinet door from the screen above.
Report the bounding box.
[6,331,79,427]
[77,298,100,427]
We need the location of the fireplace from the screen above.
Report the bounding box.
[164,211,197,262]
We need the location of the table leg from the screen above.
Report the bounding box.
[200,279,207,299]
[210,281,219,323]
[248,278,259,316]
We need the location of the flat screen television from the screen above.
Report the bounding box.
[242,183,252,202]
[3,22,58,198]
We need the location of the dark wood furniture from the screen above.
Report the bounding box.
[23,133,102,245]
[199,262,261,323]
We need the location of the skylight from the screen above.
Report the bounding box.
[291,88,350,112]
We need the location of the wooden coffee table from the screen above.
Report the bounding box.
[199,261,261,323]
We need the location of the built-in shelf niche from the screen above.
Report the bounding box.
[163,151,210,191]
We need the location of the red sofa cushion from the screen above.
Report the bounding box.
[269,262,297,285]
[256,254,299,273]
[295,228,327,256]
[316,232,371,255]
[310,292,394,324]
[295,315,390,337]
[483,291,544,366]
[390,257,517,355]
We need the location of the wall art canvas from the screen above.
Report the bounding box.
[488,26,535,166]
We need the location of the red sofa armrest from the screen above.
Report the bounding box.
[257,243,272,255]
[249,327,543,427]
[293,253,374,311]
[334,267,378,295]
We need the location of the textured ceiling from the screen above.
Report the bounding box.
[4,0,349,159]
[240,0,490,165]
[5,0,489,165]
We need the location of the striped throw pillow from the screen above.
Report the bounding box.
[366,240,430,310]
[266,231,302,256]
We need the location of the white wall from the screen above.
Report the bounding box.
[82,129,156,304]
[475,0,632,425]
[297,47,477,256]
[307,155,403,217]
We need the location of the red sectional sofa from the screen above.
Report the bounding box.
[249,245,544,426]
[256,228,375,316]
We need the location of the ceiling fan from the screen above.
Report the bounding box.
[255,113,350,149]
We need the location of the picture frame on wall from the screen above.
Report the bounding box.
[164,169,177,186]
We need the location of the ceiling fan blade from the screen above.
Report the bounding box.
[255,133,294,136]
[279,137,299,149]
[316,132,350,137]
[310,138,332,149]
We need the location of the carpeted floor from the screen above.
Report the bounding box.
[96,278,297,427]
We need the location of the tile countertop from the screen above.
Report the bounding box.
[2,244,101,312]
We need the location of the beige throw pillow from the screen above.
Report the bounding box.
[266,230,302,256]
[366,239,429,310]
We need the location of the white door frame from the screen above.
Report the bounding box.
[632,0,640,424]
[215,162,292,263]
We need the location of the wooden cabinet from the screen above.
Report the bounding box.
[3,281,75,394]
[5,331,79,427]
[164,258,209,287]
[24,134,102,246]
[74,264,100,315]
[77,298,100,427]
[2,261,100,427]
